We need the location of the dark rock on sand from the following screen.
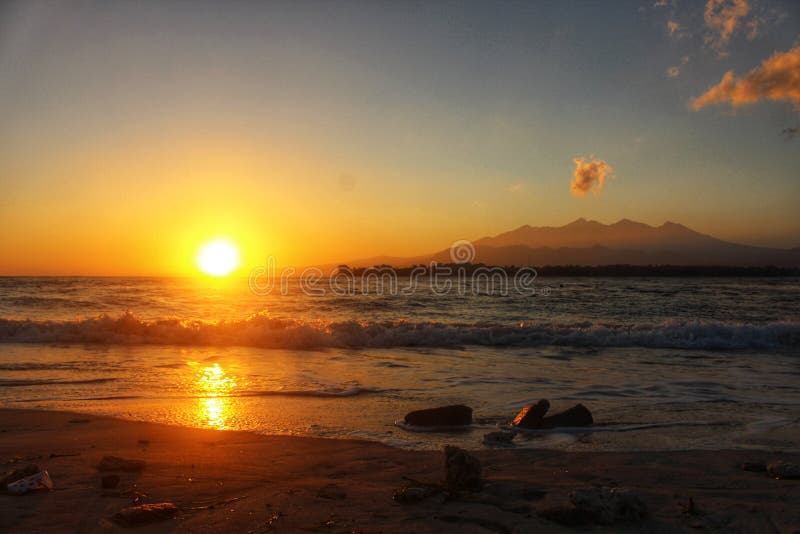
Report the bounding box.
[404,405,472,427]
[512,399,550,428]
[97,456,145,472]
[570,486,647,525]
[541,403,593,429]
[1,464,40,489]
[767,461,800,479]
[483,431,515,447]
[444,445,482,491]
[101,474,120,489]
[111,503,178,526]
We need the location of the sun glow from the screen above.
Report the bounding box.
[197,239,240,276]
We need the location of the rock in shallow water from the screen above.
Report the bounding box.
[511,400,550,428]
[403,405,472,427]
[512,400,593,429]
[444,445,482,491]
[542,403,593,428]
[767,461,800,479]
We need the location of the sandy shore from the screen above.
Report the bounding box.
[1,408,798,533]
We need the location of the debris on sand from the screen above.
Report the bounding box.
[403,405,472,427]
[444,445,482,491]
[1,464,40,488]
[767,461,800,479]
[97,456,145,472]
[3,465,53,495]
[111,503,178,526]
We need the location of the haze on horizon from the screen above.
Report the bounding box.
[1,0,799,276]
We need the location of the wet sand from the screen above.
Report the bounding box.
[1,408,798,533]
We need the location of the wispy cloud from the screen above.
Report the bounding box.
[704,0,750,56]
[782,127,798,141]
[571,157,613,197]
[692,46,800,110]
[506,182,525,193]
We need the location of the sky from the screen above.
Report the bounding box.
[0,0,798,275]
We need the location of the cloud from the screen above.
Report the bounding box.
[692,46,800,110]
[667,20,680,36]
[571,157,613,197]
[506,182,525,193]
[745,17,761,40]
[704,0,750,55]
[782,127,798,141]
[667,66,681,78]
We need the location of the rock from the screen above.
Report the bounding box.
[444,445,482,491]
[541,403,593,428]
[111,503,178,526]
[483,431,515,447]
[97,456,145,472]
[1,464,40,489]
[767,461,800,479]
[740,462,767,472]
[511,399,550,429]
[101,474,120,489]
[570,486,647,525]
[403,405,472,427]
[316,483,346,499]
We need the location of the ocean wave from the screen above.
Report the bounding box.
[0,312,798,350]
[0,377,117,387]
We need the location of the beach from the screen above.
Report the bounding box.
[2,408,799,533]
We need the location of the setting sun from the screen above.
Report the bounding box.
[197,239,240,276]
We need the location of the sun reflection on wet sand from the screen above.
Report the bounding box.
[191,362,237,430]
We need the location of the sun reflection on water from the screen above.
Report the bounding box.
[191,362,237,430]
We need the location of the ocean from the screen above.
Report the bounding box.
[1,276,798,450]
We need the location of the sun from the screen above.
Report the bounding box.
[197,239,240,276]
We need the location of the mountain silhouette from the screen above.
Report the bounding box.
[343,219,800,267]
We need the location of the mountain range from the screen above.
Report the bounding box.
[342,219,800,268]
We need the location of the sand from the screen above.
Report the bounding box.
[1,408,798,533]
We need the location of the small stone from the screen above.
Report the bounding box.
[101,474,120,489]
[483,431,515,447]
[97,456,145,472]
[111,503,178,526]
[444,445,482,491]
[767,461,800,479]
[403,405,472,427]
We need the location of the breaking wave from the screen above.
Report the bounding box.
[0,312,798,350]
